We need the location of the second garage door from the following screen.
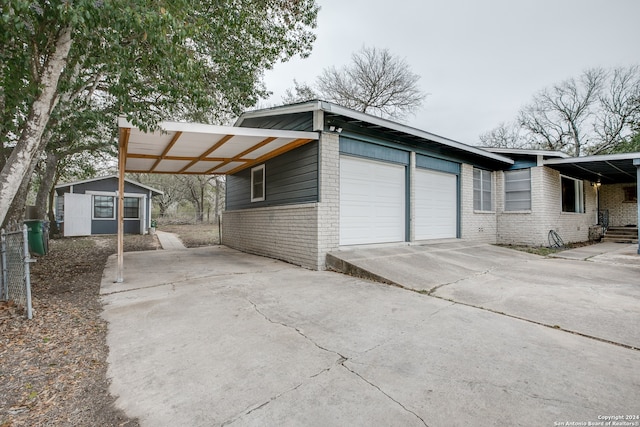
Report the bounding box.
[340,156,406,245]
[414,168,457,240]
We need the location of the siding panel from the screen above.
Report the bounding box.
[226,141,319,210]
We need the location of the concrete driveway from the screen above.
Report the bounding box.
[101,244,640,427]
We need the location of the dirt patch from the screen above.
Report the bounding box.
[0,234,159,427]
[157,222,220,248]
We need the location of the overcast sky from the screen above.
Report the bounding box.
[262,0,640,145]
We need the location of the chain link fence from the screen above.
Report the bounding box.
[1,225,33,319]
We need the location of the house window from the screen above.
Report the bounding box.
[504,168,531,211]
[561,176,584,213]
[124,197,140,219]
[55,196,64,222]
[473,168,492,211]
[93,195,114,219]
[251,164,265,202]
[623,186,637,203]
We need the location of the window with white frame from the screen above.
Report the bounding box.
[561,176,584,213]
[504,168,531,211]
[93,195,115,219]
[251,164,265,202]
[473,168,492,211]
[124,197,140,219]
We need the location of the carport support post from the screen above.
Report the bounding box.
[116,128,130,282]
[635,158,640,255]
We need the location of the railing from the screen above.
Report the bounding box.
[0,225,33,319]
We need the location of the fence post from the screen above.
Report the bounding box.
[22,225,33,319]
[1,229,7,300]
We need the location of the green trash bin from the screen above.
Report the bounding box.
[25,220,47,256]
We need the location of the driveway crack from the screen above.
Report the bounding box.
[340,362,429,427]
[246,299,428,426]
[426,268,494,295]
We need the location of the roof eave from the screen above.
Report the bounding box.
[544,152,640,165]
[237,101,514,165]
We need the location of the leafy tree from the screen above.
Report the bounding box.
[0,0,319,226]
[283,46,426,120]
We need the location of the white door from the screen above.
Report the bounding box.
[63,193,92,237]
[415,168,457,240]
[340,156,406,245]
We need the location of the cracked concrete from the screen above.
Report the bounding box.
[102,245,640,426]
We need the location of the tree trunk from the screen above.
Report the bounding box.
[47,177,60,237]
[34,151,59,219]
[1,158,38,229]
[0,26,72,225]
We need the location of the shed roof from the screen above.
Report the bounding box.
[55,175,163,195]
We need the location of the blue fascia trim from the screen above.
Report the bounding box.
[339,131,466,165]
[340,136,410,165]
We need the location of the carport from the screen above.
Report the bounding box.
[115,118,318,282]
[543,152,640,254]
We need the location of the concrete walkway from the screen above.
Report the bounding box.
[155,230,187,250]
[550,241,640,265]
[101,245,640,427]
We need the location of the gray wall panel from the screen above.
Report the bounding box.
[226,141,319,210]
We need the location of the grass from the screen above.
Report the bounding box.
[497,240,598,256]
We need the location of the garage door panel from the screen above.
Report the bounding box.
[340,156,405,245]
[415,168,457,240]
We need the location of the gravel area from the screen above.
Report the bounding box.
[1,234,160,427]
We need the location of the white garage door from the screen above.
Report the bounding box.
[415,168,457,240]
[340,156,406,245]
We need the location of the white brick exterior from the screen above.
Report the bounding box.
[224,132,609,268]
[599,183,638,226]
[460,164,497,244]
[496,166,597,246]
[222,132,340,270]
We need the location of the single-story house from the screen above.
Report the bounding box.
[220,100,639,269]
[55,175,162,236]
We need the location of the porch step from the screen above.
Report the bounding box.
[603,226,638,244]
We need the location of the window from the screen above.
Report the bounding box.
[473,168,492,211]
[55,195,64,222]
[93,195,114,219]
[504,168,531,211]
[124,197,140,219]
[251,164,265,202]
[561,176,584,213]
[623,186,637,203]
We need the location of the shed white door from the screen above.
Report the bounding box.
[340,156,405,245]
[63,193,92,237]
[415,168,457,240]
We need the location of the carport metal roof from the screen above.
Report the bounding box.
[118,118,318,175]
[115,118,319,282]
[543,152,640,184]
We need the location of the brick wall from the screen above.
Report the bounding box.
[496,166,597,246]
[459,164,497,243]
[222,132,341,270]
[316,132,341,268]
[599,183,638,226]
[222,203,320,269]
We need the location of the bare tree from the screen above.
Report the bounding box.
[479,122,523,148]
[590,65,640,154]
[518,68,605,156]
[315,46,426,120]
[282,79,317,104]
